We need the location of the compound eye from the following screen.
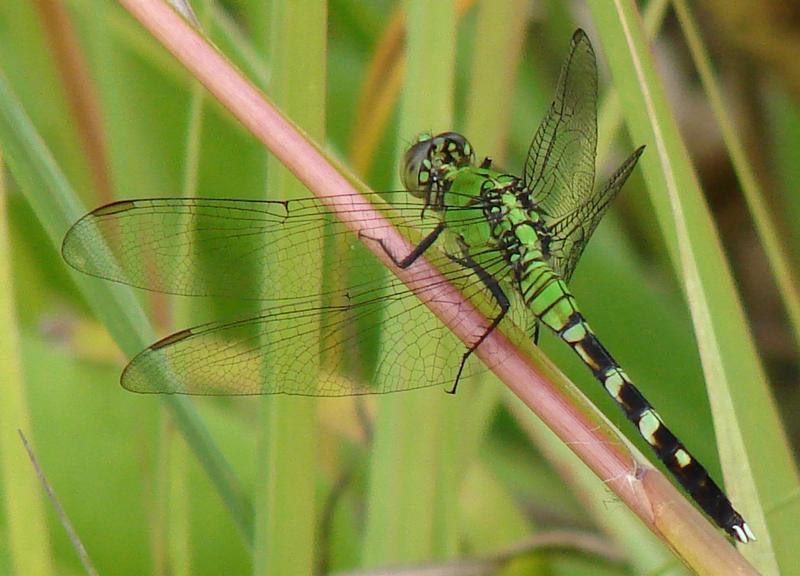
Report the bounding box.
[433,132,475,168]
[401,137,434,197]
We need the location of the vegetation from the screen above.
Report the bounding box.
[1,1,798,574]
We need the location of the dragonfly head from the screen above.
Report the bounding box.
[402,132,475,208]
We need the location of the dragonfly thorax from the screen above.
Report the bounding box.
[482,185,550,263]
[401,132,475,209]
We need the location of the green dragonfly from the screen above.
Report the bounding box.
[62,29,752,543]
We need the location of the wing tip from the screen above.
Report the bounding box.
[61,200,137,270]
[571,28,593,52]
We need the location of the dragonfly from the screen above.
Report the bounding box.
[62,29,753,544]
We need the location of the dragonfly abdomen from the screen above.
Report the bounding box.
[556,311,753,543]
[519,262,577,329]
[490,188,753,541]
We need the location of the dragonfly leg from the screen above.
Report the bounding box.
[445,250,510,394]
[480,156,493,169]
[361,222,446,268]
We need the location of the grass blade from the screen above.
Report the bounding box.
[17,431,98,576]
[672,0,800,357]
[0,68,254,544]
[252,1,325,574]
[362,0,459,565]
[588,2,797,571]
[0,163,54,576]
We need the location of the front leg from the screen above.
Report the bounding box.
[360,222,446,269]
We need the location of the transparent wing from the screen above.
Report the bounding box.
[63,194,440,301]
[523,29,642,282]
[549,146,645,282]
[63,194,519,395]
[523,29,598,219]
[122,251,516,395]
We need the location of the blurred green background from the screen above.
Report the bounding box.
[1,0,798,574]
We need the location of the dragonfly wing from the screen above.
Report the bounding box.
[523,29,597,219]
[121,248,515,395]
[523,29,643,282]
[548,146,645,282]
[64,191,522,395]
[62,194,438,301]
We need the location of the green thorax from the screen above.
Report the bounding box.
[441,166,545,258]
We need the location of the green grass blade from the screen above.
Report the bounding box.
[670,5,800,571]
[153,5,213,569]
[361,0,459,566]
[0,168,54,576]
[464,0,528,160]
[595,0,670,168]
[588,2,798,571]
[672,0,800,360]
[16,431,98,575]
[0,69,254,546]
[252,1,325,574]
[767,91,800,260]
